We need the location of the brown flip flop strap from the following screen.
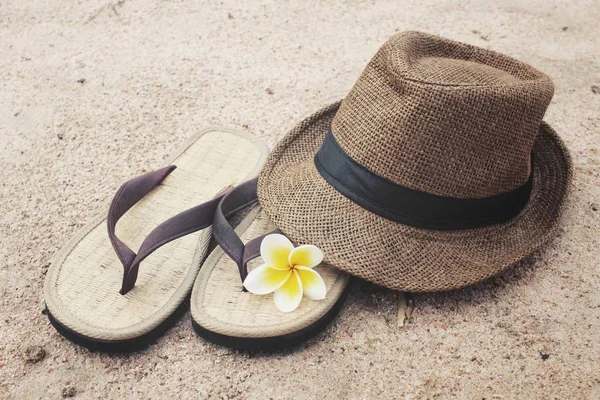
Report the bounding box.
[107,166,176,271]
[212,178,279,283]
[107,166,233,294]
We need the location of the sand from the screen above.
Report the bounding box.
[1,0,599,398]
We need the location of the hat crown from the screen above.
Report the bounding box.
[331,31,554,198]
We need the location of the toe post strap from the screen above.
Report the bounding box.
[107,166,233,294]
[212,178,279,283]
[107,166,176,272]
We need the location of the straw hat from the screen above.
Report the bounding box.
[257,31,572,292]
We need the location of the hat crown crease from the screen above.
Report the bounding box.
[331,31,555,199]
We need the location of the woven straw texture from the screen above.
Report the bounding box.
[333,31,555,198]
[257,32,572,292]
[44,128,268,340]
[191,206,349,338]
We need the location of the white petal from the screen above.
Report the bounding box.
[288,245,324,269]
[273,270,303,313]
[296,266,327,300]
[260,234,294,270]
[243,264,292,295]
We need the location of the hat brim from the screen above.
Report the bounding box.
[257,102,572,292]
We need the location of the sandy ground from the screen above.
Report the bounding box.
[1,0,599,398]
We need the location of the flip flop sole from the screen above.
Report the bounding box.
[44,128,268,351]
[46,296,190,352]
[191,283,351,351]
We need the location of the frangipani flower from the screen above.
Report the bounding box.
[243,234,327,313]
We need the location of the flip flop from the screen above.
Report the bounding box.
[44,128,268,351]
[190,179,351,351]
